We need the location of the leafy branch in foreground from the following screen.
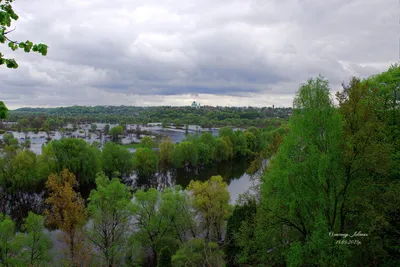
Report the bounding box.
[0,0,48,68]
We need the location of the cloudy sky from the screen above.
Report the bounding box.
[1,0,399,109]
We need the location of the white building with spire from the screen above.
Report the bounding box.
[191,101,200,108]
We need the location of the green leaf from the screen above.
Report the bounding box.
[5,58,18,68]
[0,101,9,119]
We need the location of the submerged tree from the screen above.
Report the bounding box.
[171,238,225,267]
[159,137,174,169]
[101,142,134,178]
[0,213,22,266]
[187,176,230,243]
[109,126,123,143]
[132,187,196,265]
[133,147,158,178]
[20,212,53,266]
[41,138,101,187]
[44,169,86,266]
[86,172,133,266]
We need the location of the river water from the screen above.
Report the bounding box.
[1,124,263,264]
[0,124,261,225]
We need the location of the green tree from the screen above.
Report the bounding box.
[244,131,257,155]
[132,187,196,265]
[41,138,101,186]
[258,76,349,266]
[2,133,18,147]
[90,123,97,133]
[0,149,44,193]
[218,127,234,140]
[173,141,198,168]
[171,238,225,267]
[159,137,174,169]
[133,147,158,178]
[0,101,7,119]
[140,136,156,149]
[0,213,23,266]
[86,172,133,266]
[214,138,231,162]
[21,212,53,267]
[335,75,398,266]
[157,246,172,267]
[104,124,110,135]
[109,125,123,142]
[233,130,247,157]
[187,176,230,242]
[246,126,261,151]
[225,197,257,266]
[101,142,134,178]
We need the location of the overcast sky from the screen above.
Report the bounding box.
[1,0,399,109]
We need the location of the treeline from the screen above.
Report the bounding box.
[6,105,290,128]
[0,126,286,195]
[225,64,400,266]
[1,171,233,266]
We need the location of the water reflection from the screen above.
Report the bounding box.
[0,189,45,229]
[128,158,253,202]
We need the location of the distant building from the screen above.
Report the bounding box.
[191,101,200,108]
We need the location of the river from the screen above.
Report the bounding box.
[0,123,262,226]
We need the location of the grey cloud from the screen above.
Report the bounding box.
[0,0,398,108]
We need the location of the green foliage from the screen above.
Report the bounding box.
[173,141,198,168]
[158,137,174,169]
[133,147,158,177]
[335,73,399,265]
[132,187,196,264]
[187,176,230,242]
[0,0,48,70]
[0,149,45,193]
[104,123,110,134]
[0,101,8,119]
[256,76,346,265]
[0,213,23,266]
[2,132,18,147]
[233,130,247,157]
[171,238,225,267]
[20,212,53,266]
[157,246,172,267]
[41,138,101,186]
[215,138,231,162]
[7,105,291,128]
[225,198,257,266]
[101,142,134,178]
[90,123,97,132]
[86,172,132,266]
[109,125,123,142]
[140,136,156,149]
[244,131,257,155]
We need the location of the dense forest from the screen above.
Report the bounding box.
[5,105,291,128]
